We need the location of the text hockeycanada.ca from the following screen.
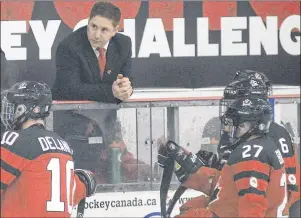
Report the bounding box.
[85,196,193,210]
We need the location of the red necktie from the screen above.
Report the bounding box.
[97,48,106,78]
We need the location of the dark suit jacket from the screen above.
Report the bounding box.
[52,26,132,103]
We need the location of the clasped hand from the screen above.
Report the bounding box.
[112,74,133,101]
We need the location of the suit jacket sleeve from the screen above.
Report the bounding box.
[114,36,133,104]
[119,37,133,101]
[54,43,118,103]
[119,37,132,79]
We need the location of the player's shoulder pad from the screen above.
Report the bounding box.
[269,122,295,157]
[1,130,29,158]
[227,136,284,170]
[1,130,21,146]
[1,128,73,160]
[269,122,294,143]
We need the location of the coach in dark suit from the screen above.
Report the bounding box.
[52,1,133,103]
[52,2,136,185]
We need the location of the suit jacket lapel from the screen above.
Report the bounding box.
[104,39,120,78]
[84,47,100,81]
[81,29,100,82]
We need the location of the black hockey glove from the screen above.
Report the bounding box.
[158,143,174,169]
[218,149,232,168]
[196,147,233,170]
[217,131,233,156]
[173,165,190,183]
[196,150,219,168]
[75,169,97,197]
[165,141,205,183]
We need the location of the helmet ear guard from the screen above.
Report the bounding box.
[15,104,26,116]
[26,100,51,120]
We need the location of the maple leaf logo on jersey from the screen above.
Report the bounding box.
[250,177,258,188]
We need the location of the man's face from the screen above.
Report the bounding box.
[87,15,118,48]
[235,121,252,138]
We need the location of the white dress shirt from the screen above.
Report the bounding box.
[93,41,109,58]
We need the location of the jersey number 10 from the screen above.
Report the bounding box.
[47,158,76,214]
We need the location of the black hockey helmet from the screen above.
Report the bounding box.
[220,97,273,141]
[1,81,52,130]
[233,69,272,96]
[219,78,268,117]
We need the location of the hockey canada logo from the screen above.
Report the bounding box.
[242,99,252,106]
[249,80,258,87]
[18,82,27,89]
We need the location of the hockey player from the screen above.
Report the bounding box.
[160,71,300,217]
[0,81,96,217]
[161,97,288,217]
[233,70,300,217]
[163,78,270,213]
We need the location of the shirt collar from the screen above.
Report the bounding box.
[92,41,109,51]
[103,41,109,50]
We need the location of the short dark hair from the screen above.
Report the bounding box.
[89,1,121,27]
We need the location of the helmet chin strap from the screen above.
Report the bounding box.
[11,113,28,130]
[230,124,258,151]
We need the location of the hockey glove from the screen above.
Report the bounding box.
[158,143,174,169]
[196,150,219,168]
[165,141,205,183]
[75,169,97,197]
[196,149,232,170]
[218,149,232,168]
